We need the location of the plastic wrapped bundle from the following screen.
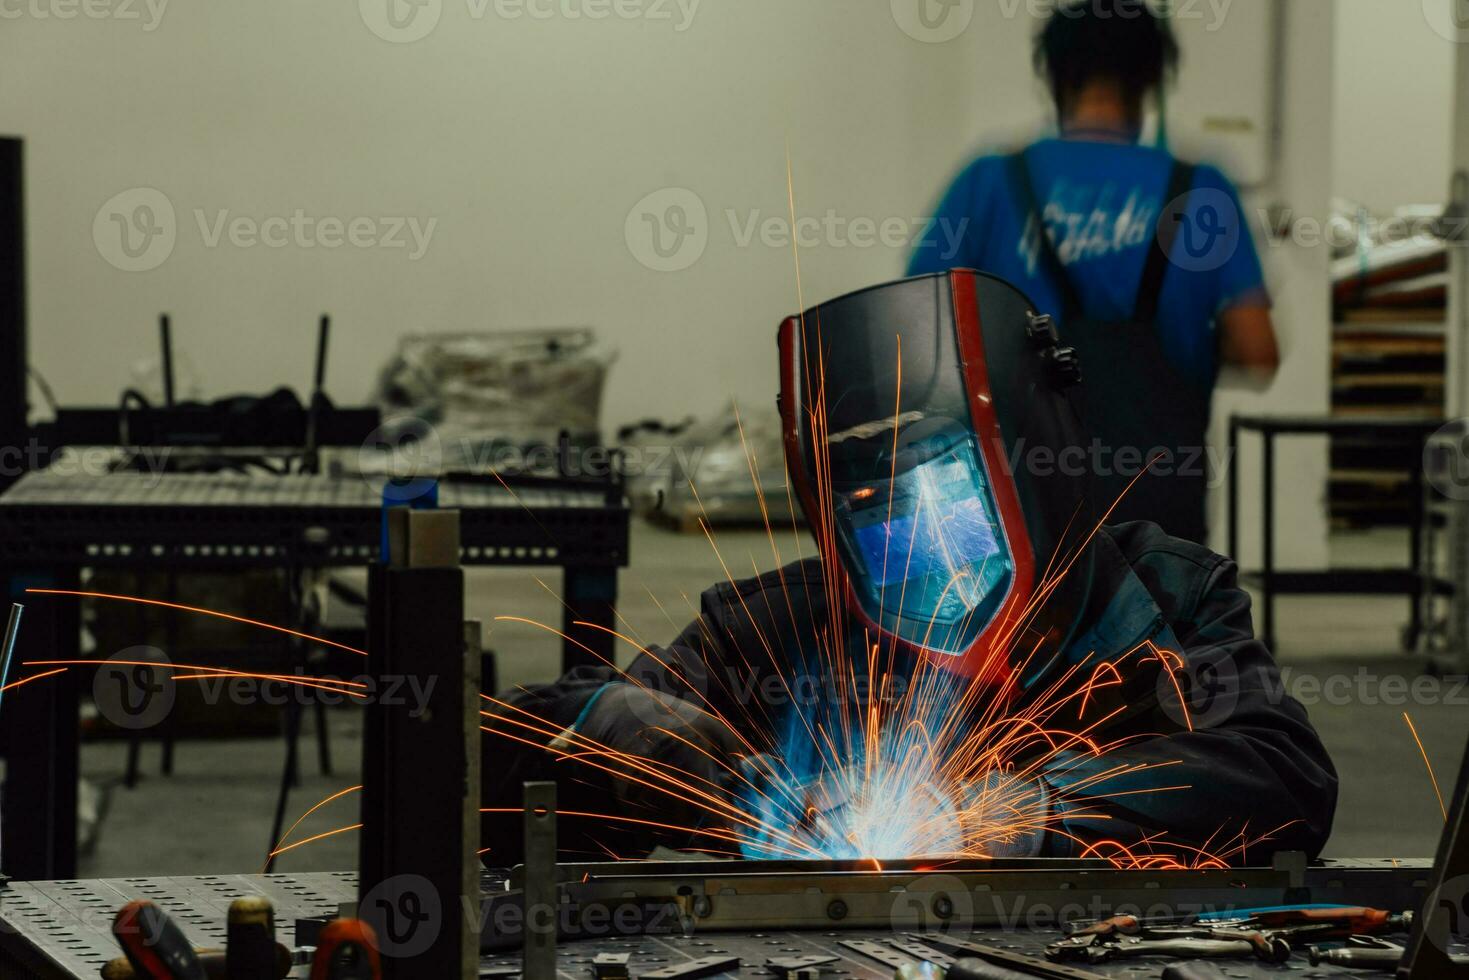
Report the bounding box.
[622,402,800,530]
[375,329,617,469]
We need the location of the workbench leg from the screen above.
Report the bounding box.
[561,567,618,672]
[1407,448,1426,651]
[1227,416,1240,560]
[1,570,80,880]
[1261,433,1276,653]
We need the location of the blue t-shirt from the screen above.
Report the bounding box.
[907,138,1268,383]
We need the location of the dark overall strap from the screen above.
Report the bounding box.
[1133,160,1197,324]
[1008,152,1085,318]
[1010,151,1196,326]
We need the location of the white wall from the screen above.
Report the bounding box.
[0,0,1362,573]
[1,1,976,430]
[1212,0,1334,571]
[1333,0,1456,212]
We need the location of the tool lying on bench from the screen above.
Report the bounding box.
[1047,905,1412,965]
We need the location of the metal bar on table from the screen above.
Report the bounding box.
[523,781,558,980]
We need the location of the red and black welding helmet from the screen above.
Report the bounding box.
[777,270,1094,686]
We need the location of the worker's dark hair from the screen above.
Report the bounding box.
[1033,0,1180,116]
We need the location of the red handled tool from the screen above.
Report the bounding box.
[111,901,208,980]
[309,920,383,980]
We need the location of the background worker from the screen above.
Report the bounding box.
[907,0,1279,545]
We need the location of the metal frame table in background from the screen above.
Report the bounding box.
[1226,414,1446,653]
[0,469,630,882]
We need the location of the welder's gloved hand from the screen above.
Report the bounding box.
[559,682,744,849]
[960,771,1052,859]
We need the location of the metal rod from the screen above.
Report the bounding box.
[1227,416,1240,561]
[313,314,330,396]
[159,313,175,408]
[0,603,22,713]
[1261,430,1276,650]
[0,601,21,877]
[303,314,330,472]
[523,782,557,980]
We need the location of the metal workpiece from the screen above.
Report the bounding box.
[638,955,743,980]
[592,952,632,980]
[836,940,910,973]
[765,953,838,979]
[384,506,460,570]
[523,783,559,980]
[482,856,1431,941]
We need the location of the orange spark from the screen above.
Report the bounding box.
[24,589,367,656]
[1403,711,1447,823]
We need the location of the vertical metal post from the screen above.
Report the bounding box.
[522,782,557,980]
[1,571,78,880]
[1261,429,1277,651]
[1227,416,1241,560]
[359,508,473,978]
[159,314,175,409]
[462,620,484,975]
[1408,434,1427,649]
[1398,725,1469,978]
[561,567,617,671]
[0,138,26,498]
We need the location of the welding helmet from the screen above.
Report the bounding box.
[777,270,1094,686]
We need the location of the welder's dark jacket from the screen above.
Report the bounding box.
[483,522,1338,863]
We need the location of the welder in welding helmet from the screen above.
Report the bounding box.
[482,270,1336,864]
[777,269,1093,686]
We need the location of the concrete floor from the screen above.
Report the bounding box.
[78,520,1468,877]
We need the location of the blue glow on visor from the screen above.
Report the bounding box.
[836,439,1014,655]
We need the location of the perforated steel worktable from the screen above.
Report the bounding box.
[0,469,631,881]
[0,870,1434,979]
